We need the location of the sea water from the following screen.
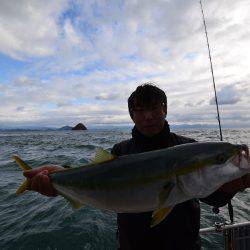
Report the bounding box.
[0,128,249,250]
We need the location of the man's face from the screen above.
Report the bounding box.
[131,102,167,137]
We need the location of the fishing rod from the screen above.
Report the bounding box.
[199,0,223,141]
[199,0,234,224]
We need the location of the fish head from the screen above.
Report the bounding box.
[230,144,250,170]
[202,142,250,170]
[179,142,250,172]
[175,143,250,200]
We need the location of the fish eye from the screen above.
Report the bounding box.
[217,154,226,163]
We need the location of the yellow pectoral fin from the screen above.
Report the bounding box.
[58,191,85,209]
[13,155,32,195]
[91,148,116,165]
[151,206,173,228]
[66,197,84,209]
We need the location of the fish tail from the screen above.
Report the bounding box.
[12,155,32,195]
[16,179,29,194]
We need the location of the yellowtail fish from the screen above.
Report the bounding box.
[13,142,250,227]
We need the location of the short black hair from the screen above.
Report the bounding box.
[128,83,167,117]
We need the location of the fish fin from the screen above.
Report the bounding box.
[150,182,175,227]
[59,192,84,209]
[91,148,116,165]
[12,155,32,170]
[12,155,32,195]
[151,206,173,227]
[158,182,175,208]
[16,179,29,195]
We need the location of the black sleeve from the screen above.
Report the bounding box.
[200,190,236,207]
[111,139,132,156]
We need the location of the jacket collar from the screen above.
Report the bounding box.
[132,121,171,152]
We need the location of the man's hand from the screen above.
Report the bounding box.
[219,173,250,194]
[24,165,64,197]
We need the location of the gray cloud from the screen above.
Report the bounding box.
[95,93,120,101]
[209,84,241,105]
[14,76,33,86]
[16,106,25,111]
[185,100,206,107]
[0,1,64,59]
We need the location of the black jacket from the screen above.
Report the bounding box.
[111,123,234,250]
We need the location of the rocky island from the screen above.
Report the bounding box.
[71,123,87,130]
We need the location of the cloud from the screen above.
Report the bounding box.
[209,84,241,105]
[14,76,33,86]
[185,100,206,107]
[95,93,120,101]
[0,0,68,60]
[16,106,25,112]
[0,0,250,128]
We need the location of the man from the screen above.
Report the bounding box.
[24,83,250,250]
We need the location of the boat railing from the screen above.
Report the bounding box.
[200,221,250,250]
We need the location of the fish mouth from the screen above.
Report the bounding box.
[231,144,250,169]
[241,144,249,159]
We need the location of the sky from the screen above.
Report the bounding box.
[0,0,250,129]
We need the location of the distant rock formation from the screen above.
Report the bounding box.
[58,126,73,131]
[72,123,87,130]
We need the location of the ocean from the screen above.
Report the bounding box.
[0,128,249,250]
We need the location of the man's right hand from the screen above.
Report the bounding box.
[24,165,64,197]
